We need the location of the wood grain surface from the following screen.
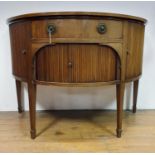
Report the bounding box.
[0,110,154,152]
[36,44,119,83]
[9,21,31,79]
[7,11,147,24]
[32,19,123,39]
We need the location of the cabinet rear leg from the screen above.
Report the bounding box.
[133,80,139,113]
[28,82,36,139]
[16,80,24,113]
[116,83,125,138]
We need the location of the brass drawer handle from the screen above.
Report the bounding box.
[47,24,56,34]
[47,24,56,43]
[97,23,106,34]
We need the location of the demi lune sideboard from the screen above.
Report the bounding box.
[7,12,147,139]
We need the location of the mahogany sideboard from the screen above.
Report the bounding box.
[7,12,147,139]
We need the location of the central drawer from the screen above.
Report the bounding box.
[32,19,123,40]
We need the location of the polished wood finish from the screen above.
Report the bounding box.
[133,80,139,113]
[0,110,155,153]
[125,23,145,79]
[16,80,23,113]
[9,21,30,79]
[28,82,36,139]
[36,44,69,82]
[7,12,147,23]
[36,44,118,82]
[116,83,125,137]
[32,19,123,40]
[7,12,146,139]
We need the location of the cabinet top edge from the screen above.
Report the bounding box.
[7,11,147,24]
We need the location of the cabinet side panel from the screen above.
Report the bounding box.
[125,22,145,79]
[9,22,31,79]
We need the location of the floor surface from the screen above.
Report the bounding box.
[0,110,155,152]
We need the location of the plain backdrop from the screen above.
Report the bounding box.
[0,1,155,111]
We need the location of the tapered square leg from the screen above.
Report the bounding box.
[133,80,139,113]
[116,83,125,138]
[28,82,36,139]
[16,80,24,113]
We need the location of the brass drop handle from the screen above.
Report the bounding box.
[68,62,73,68]
[47,24,56,34]
[97,23,106,34]
[47,24,56,44]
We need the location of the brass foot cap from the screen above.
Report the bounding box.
[132,108,136,113]
[116,129,122,138]
[30,130,36,139]
[18,107,24,113]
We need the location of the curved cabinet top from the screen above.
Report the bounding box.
[7,12,147,24]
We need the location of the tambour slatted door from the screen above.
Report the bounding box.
[36,44,69,82]
[35,44,119,83]
[69,44,118,83]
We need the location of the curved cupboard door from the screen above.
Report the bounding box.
[9,22,31,79]
[125,22,145,79]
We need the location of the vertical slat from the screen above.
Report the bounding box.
[36,44,69,82]
[70,44,118,82]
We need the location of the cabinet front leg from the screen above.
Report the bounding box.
[16,80,24,113]
[116,83,125,138]
[28,82,36,139]
[133,80,139,113]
